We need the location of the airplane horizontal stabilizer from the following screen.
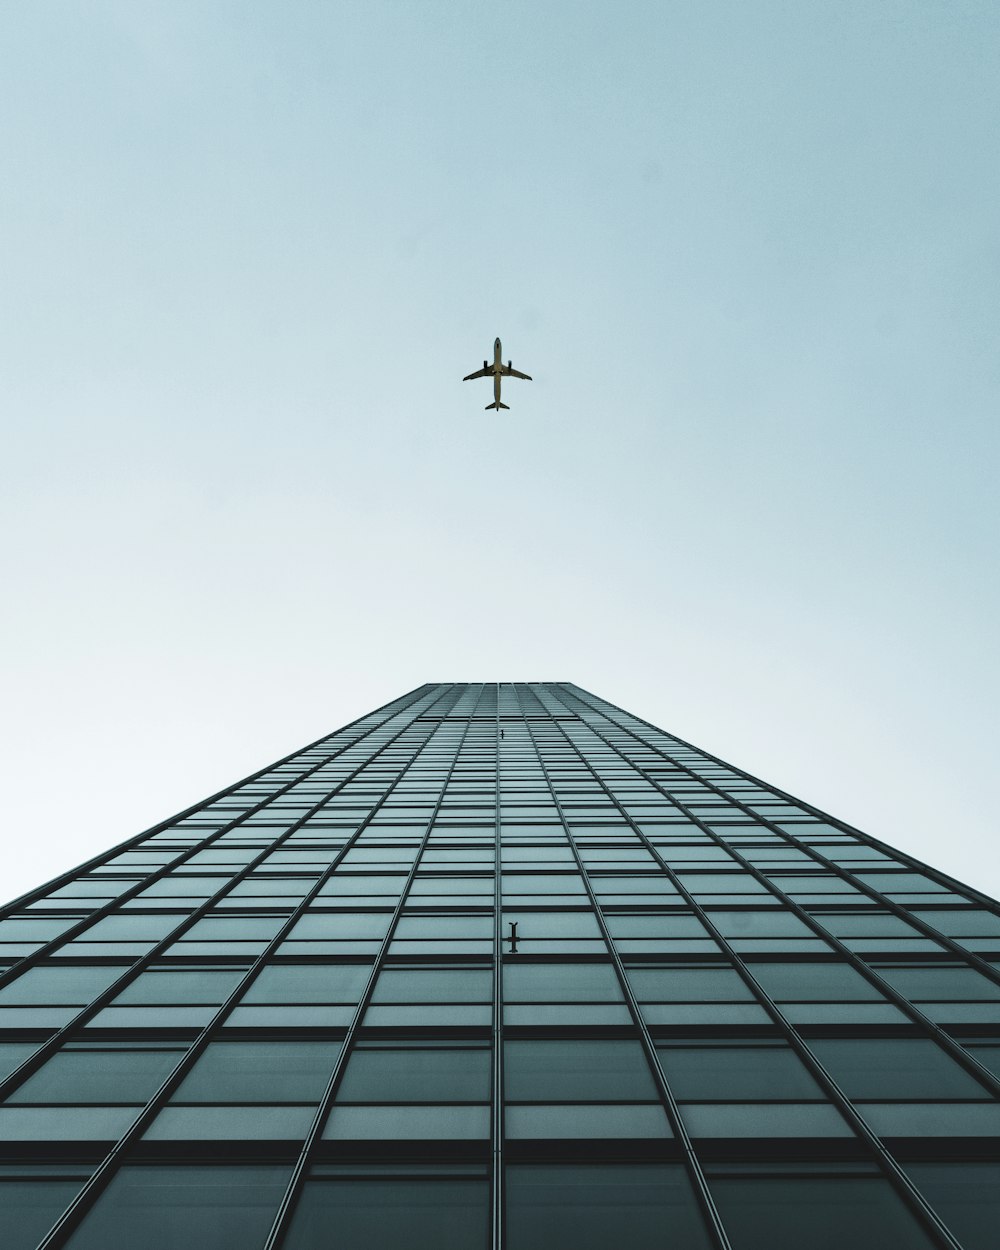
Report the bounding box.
[485,401,510,410]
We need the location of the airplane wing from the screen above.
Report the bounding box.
[500,366,532,380]
[463,367,491,381]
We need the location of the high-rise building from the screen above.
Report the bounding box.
[1,681,998,1249]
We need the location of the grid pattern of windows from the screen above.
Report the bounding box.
[0,682,998,1249]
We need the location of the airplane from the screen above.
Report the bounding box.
[463,337,532,410]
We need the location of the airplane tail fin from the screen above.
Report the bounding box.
[485,401,510,410]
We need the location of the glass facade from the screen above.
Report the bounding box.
[1,681,998,1249]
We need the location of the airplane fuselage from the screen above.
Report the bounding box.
[493,338,503,405]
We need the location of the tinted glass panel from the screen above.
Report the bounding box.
[805,1038,989,1100]
[0,1045,38,1082]
[371,969,491,1003]
[627,966,753,1001]
[337,1047,489,1103]
[241,964,371,1004]
[505,1040,658,1101]
[506,1164,711,1250]
[657,1044,824,1101]
[904,1163,1000,1250]
[873,966,1000,1001]
[0,1181,83,1250]
[0,967,123,1005]
[503,963,622,1002]
[285,1178,488,1250]
[173,1042,342,1103]
[114,971,247,1005]
[10,1049,184,1104]
[710,1175,936,1249]
[63,1166,291,1250]
[748,962,884,1001]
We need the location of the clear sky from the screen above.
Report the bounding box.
[2,2,998,901]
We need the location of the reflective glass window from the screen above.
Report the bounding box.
[627,965,754,1001]
[503,962,622,1002]
[173,1041,342,1103]
[337,1045,489,1103]
[62,1166,291,1250]
[371,968,491,1003]
[657,1042,824,1101]
[872,964,1000,1001]
[0,1044,39,1082]
[0,966,124,1005]
[0,1177,86,1250]
[505,1164,711,1250]
[709,1172,936,1249]
[805,1038,990,1100]
[747,962,883,1001]
[904,1162,1000,1250]
[505,1039,658,1101]
[286,1174,488,1250]
[113,970,246,1005]
[10,1047,185,1104]
[240,963,371,1004]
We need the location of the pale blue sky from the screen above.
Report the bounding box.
[2,2,998,899]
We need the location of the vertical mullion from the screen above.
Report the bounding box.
[263,683,484,1250]
[515,694,734,1250]
[34,682,465,1250]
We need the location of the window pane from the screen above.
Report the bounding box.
[505,1040,658,1101]
[872,965,1000,1001]
[371,969,491,1003]
[323,1105,489,1140]
[84,914,182,941]
[747,962,884,1001]
[145,1106,314,1140]
[0,966,124,1005]
[0,1107,136,1140]
[240,964,371,1004]
[10,1049,184,1104]
[63,1166,291,1250]
[805,1039,989,1100]
[627,966,754,1001]
[904,1163,1000,1250]
[285,1178,488,1250]
[289,914,392,940]
[0,1045,38,1082]
[503,963,622,1002]
[712,911,814,938]
[963,1044,1000,1079]
[505,1164,711,1250]
[114,970,247,1005]
[505,1103,670,1139]
[0,1180,83,1250]
[337,1047,489,1103]
[173,1042,342,1103]
[681,1103,850,1138]
[657,1044,824,1101]
[710,1175,936,1249]
[504,912,602,938]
